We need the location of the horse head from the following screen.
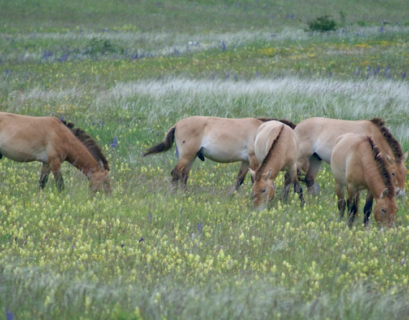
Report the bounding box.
[373,188,398,227]
[251,169,275,209]
[89,169,111,195]
[384,152,408,197]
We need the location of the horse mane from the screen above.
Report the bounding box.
[367,136,394,198]
[370,118,403,164]
[61,120,110,171]
[257,118,297,129]
[255,125,285,181]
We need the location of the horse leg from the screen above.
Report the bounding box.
[49,158,64,192]
[347,189,359,228]
[304,154,322,195]
[363,192,374,227]
[291,168,304,207]
[282,172,291,201]
[231,162,249,194]
[39,163,51,189]
[335,182,345,219]
[171,157,195,189]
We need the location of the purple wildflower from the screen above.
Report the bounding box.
[6,309,13,320]
[42,49,53,60]
[110,137,118,148]
[59,54,68,62]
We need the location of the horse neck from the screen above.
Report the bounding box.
[261,139,286,181]
[369,127,395,159]
[65,138,101,177]
[361,148,389,199]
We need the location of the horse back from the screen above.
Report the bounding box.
[255,121,298,168]
[295,117,374,163]
[174,116,263,162]
[0,113,68,162]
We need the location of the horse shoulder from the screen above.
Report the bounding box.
[46,118,73,154]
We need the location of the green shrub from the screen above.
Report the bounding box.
[85,38,124,57]
[307,15,337,32]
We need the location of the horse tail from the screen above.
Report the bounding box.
[143,126,176,157]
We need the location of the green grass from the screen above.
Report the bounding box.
[1,1,409,319]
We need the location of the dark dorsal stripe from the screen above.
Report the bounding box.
[257,118,297,129]
[255,125,285,181]
[367,136,394,198]
[370,118,403,164]
[61,120,110,171]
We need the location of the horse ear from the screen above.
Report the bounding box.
[403,151,408,163]
[263,169,272,181]
[385,154,392,163]
[99,161,104,169]
[380,188,388,198]
[249,168,256,178]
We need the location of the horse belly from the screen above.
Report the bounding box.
[313,139,334,163]
[0,144,47,162]
[201,146,247,163]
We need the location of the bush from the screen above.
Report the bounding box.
[84,38,124,57]
[307,15,337,32]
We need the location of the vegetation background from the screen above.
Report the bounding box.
[1,0,409,319]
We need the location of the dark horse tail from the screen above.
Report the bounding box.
[61,120,110,171]
[143,126,176,157]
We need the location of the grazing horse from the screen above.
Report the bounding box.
[0,112,111,194]
[249,121,304,209]
[143,116,296,190]
[295,117,407,196]
[331,133,398,227]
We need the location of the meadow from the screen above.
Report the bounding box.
[1,1,409,319]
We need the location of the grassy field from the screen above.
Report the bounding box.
[1,1,409,319]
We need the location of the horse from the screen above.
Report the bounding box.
[0,112,111,194]
[331,133,398,227]
[249,121,304,209]
[143,116,296,191]
[295,117,407,197]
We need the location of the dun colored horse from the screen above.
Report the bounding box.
[331,133,398,227]
[295,117,407,196]
[249,121,303,208]
[143,116,295,190]
[0,112,111,194]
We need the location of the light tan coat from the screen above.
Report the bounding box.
[331,133,398,227]
[295,117,407,195]
[144,116,295,190]
[250,121,303,208]
[0,112,110,193]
